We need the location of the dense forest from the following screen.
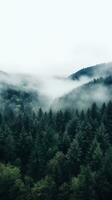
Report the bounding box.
[0,101,112,200]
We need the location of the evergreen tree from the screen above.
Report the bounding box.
[32,176,56,200]
[70,167,95,200]
[67,138,81,176]
[0,163,29,200]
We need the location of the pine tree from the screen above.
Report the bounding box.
[32,176,56,200]
[67,138,81,176]
[70,166,95,200]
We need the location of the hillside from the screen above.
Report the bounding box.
[53,76,112,110]
[0,68,112,200]
[69,62,112,80]
[0,63,112,113]
[0,72,49,113]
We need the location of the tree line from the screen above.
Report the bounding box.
[0,101,112,200]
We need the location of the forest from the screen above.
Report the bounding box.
[0,101,112,200]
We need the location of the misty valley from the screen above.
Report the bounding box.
[0,63,112,200]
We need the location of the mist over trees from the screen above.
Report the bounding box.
[55,76,112,110]
[0,101,112,199]
[0,63,112,199]
[69,62,112,80]
[0,63,112,112]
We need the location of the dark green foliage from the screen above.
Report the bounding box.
[0,102,112,199]
[32,176,56,200]
[0,163,30,200]
[70,167,95,200]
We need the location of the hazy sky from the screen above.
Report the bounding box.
[0,0,112,76]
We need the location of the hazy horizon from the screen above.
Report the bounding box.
[0,61,110,78]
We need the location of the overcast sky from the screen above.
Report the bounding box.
[0,0,112,76]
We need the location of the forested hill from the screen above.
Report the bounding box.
[0,73,49,111]
[0,101,112,199]
[69,62,112,80]
[54,76,112,110]
[0,83,48,112]
[0,65,112,199]
[0,63,111,112]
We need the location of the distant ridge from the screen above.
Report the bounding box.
[53,75,112,110]
[69,62,112,80]
[0,70,8,75]
[53,62,112,110]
